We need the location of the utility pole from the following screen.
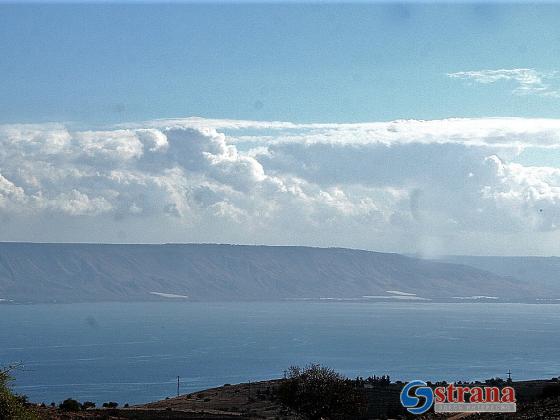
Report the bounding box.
[177,376,180,397]
[507,370,512,382]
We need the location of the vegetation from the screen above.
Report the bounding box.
[277,364,366,420]
[354,375,391,387]
[0,365,37,420]
[82,401,96,409]
[542,383,560,399]
[485,377,506,386]
[59,398,82,411]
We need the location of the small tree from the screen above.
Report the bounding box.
[277,364,366,420]
[59,398,82,411]
[0,365,37,420]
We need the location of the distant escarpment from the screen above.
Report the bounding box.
[0,242,547,303]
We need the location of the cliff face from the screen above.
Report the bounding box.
[0,242,540,303]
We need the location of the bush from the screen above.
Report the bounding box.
[0,365,37,420]
[277,364,366,420]
[82,401,96,410]
[59,398,82,411]
[102,401,118,408]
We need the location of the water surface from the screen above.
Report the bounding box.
[1,302,559,405]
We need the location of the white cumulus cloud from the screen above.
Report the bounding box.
[1,117,560,255]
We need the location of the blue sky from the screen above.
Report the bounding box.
[2,3,560,255]
[2,3,560,124]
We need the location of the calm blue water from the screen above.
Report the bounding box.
[2,302,560,405]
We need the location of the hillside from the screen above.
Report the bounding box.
[34,377,560,419]
[440,255,560,297]
[0,242,544,303]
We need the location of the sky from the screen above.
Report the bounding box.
[2,3,560,256]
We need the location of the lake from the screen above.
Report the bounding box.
[2,302,560,405]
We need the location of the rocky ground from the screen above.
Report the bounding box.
[35,380,298,419]
[141,379,297,419]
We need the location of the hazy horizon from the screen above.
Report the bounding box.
[0,239,558,259]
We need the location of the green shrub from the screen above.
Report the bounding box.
[0,365,37,420]
[59,398,82,411]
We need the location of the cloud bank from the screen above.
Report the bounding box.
[1,117,560,255]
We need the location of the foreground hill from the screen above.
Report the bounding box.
[0,242,544,303]
[140,378,560,420]
[34,377,560,419]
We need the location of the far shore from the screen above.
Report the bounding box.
[3,297,560,305]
